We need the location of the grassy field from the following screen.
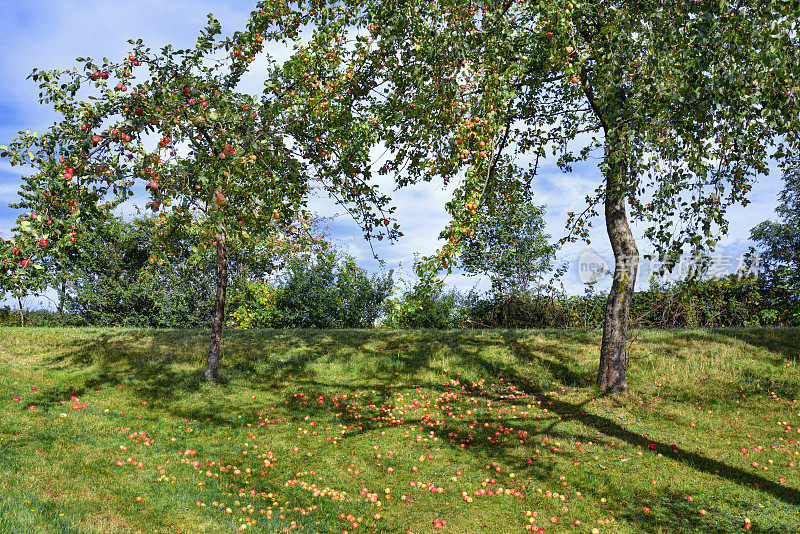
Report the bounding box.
[0,327,798,534]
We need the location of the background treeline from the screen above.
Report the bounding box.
[2,272,796,329]
[2,157,798,329]
[390,274,796,330]
[0,215,395,329]
[1,237,796,329]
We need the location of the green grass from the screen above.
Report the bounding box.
[0,327,798,534]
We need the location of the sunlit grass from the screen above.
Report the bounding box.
[0,327,798,533]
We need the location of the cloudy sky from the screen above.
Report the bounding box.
[0,1,786,308]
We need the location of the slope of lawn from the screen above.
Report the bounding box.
[0,327,798,534]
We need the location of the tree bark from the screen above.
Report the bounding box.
[598,142,639,393]
[204,225,228,381]
[57,281,66,324]
[17,297,24,327]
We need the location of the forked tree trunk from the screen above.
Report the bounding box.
[598,142,639,393]
[204,226,228,381]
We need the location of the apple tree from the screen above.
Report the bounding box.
[6,163,121,322]
[272,0,800,392]
[0,235,41,326]
[1,10,396,379]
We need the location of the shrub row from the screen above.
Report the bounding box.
[459,275,796,329]
[4,272,797,329]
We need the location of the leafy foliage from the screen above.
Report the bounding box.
[63,217,214,327]
[459,169,555,296]
[278,0,800,264]
[749,152,800,325]
[461,274,772,329]
[61,215,334,327]
[384,271,464,329]
[228,251,393,328]
[0,307,65,327]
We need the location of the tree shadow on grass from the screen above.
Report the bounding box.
[711,327,800,362]
[664,328,800,399]
[265,330,800,509]
[448,346,800,508]
[46,329,430,425]
[662,328,799,363]
[45,327,800,509]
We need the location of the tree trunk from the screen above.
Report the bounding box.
[204,226,228,381]
[598,145,639,393]
[57,281,66,324]
[17,297,24,327]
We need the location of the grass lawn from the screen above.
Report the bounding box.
[0,327,798,533]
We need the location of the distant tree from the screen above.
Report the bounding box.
[749,153,800,324]
[459,165,555,297]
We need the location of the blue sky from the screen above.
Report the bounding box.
[0,1,786,308]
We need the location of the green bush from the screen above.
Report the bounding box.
[460,275,773,329]
[462,283,606,329]
[0,306,67,327]
[384,274,464,329]
[228,252,393,328]
[66,248,214,328]
[634,275,766,328]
